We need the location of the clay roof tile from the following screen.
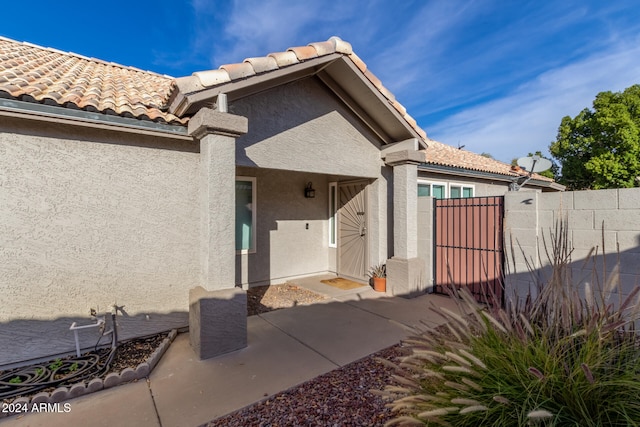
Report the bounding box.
[288,45,318,61]
[0,37,185,125]
[328,36,352,54]
[422,139,553,180]
[348,52,367,73]
[193,69,231,88]
[219,62,256,80]
[309,41,336,56]
[268,50,299,67]
[244,56,278,74]
[363,70,383,92]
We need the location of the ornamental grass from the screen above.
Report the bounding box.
[378,220,640,426]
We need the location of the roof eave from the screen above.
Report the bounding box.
[419,163,564,191]
[420,163,517,182]
[0,98,190,140]
[170,54,424,146]
[174,54,342,117]
[323,57,426,147]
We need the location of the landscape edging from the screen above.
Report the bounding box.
[1,329,177,418]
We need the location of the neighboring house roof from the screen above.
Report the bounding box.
[422,139,559,186]
[0,36,184,125]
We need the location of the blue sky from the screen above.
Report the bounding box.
[2,0,639,163]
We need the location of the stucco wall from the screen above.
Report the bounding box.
[0,76,395,365]
[368,167,392,265]
[417,197,435,292]
[0,117,199,366]
[504,188,640,306]
[231,77,389,286]
[231,77,383,178]
[235,167,335,287]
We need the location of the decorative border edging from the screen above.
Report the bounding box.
[1,329,177,418]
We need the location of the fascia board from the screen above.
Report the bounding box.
[0,98,191,140]
[325,58,424,144]
[181,54,343,114]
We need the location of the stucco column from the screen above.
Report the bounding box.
[187,107,248,359]
[385,150,425,297]
[188,108,248,290]
[386,150,422,257]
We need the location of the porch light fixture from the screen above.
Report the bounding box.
[304,182,316,198]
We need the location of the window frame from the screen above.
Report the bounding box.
[235,176,257,254]
[417,179,448,199]
[328,182,337,248]
[449,183,475,199]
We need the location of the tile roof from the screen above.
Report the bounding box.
[0,36,556,184]
[0,37,185,125]
[174,36,428,140]
[422,139,553,181]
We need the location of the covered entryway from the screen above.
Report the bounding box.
[337,181,368,282]
[434,196,504,306]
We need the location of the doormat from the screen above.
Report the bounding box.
[321,277,368,290]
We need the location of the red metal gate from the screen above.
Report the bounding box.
[434,196,504,306]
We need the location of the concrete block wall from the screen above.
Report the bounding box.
[504,188,640,305]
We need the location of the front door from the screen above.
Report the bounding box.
[337,182,368,282]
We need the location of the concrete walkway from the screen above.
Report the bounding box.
[0,284,464,427]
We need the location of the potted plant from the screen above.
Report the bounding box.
[368,263,386,292]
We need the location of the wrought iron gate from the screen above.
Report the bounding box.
[434,196,504,306]
[338,182,368,282]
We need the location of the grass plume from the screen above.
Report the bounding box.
[379,219,640,426]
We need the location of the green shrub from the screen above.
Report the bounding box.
[379,221,640,426]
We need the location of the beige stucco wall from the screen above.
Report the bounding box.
[0,117,199,366]
[235,167,335,287]
[417,196,435,292]
[232,77,390,286]
[0,77,400,365]
[232,77,383,178]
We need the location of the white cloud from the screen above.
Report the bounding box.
[193,0,367,66]
[189,0,475,85]
[427,40,640,163]
[186,0,640,167]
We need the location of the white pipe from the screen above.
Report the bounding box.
[69,317,105,357]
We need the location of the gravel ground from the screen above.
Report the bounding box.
[203,344,408,427]
[247,283,328,315]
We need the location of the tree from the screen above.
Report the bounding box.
[510,151,558,180]
[550,84,640,190]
